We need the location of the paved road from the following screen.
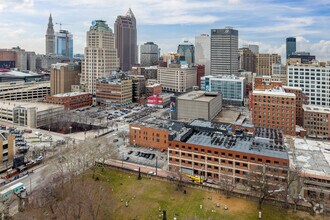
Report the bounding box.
[0,122,129,216]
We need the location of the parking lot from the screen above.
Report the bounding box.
[71,104,162,126]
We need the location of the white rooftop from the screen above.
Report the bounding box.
[253,87,296,98]
[0,101,63,112]
[53,92,90,97]
[302,104,330,113]
[288,137,330,180]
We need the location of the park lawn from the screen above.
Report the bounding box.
[92,168,325,220]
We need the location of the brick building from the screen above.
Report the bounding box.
[251,87,296,136]
[302,105,330,138]
[129,118,289,184]
[50,63,80,95]
[146,83,162,97]
[96,78,132,106]
[196,65,205,88]
[255,53,281,75]
[45,92,92,110]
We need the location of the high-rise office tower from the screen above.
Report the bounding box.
[286,37,296,59]
[140,42,159,67]
[211,27,238,75]
[242,44,259,54]
[115,8,137,71]
[255,53,281,75]
[195,34,210,75]
[239,47,256,72]
[177,40,195,66]
[45,14,55,55]
[55,30,73,59]
[80,20,119,94]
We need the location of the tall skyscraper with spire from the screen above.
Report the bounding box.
[115,8,137,72]
[45,14,55,55]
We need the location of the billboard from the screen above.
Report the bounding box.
[0,61,15,69]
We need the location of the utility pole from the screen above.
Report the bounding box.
[155,156,158,175]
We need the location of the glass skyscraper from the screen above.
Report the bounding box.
[55,30,73,59]
[201,75,246,106]
[177,40,195,66]
[286,37,296,60]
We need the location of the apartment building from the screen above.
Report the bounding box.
[302,105,330,138]
[157,66,197,93]
[255,54,281,75]
[251,87,296,135]
[287,63,330,107]
[96,78,132,106]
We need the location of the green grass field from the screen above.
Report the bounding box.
[92,168,325,220]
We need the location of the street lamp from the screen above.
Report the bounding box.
[69,126,72,148]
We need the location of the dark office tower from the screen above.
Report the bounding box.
[211,27,238,75]
[115,8,137,72]
[45,14,55,55]
[286,37,296,59]
[140,42,159,67]
[177,40,195,66]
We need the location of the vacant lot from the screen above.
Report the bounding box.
[93,168,325,220]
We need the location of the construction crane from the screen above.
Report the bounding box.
[55,22,69,30]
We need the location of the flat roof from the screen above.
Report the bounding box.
[0,69,40,77]
[178,91,219,102]
[202,75,245,81]
[302,104,330,113]
[181,128,288,160]
[288,137,330,179]
[253,87,296,98]
[53,92,90,97]
[0,101,63,112]
[282,86,302,91]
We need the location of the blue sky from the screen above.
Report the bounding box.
[0,0,329,61]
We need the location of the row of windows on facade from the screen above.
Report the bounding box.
[289,68,329,73]
[169,145,288,166]
[169,151,287,167]
[169,160,287,182]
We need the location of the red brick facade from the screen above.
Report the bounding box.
[45,93,92,110]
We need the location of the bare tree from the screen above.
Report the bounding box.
[219,175,235,198]
[245,165,284,214]
[281,166,302,209]
[117,130,129,145]
[161,110,170,119]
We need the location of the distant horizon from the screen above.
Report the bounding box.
[0,0,329,62]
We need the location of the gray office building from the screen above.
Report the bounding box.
[211,27,238,75]
[177,40,195,66]
[140,42,159,67]
[286,37,296,59]
[115,8,137,71]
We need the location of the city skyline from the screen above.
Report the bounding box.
[0,0,329,61]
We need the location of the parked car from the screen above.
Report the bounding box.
[128,151,133,155]
[113,139,119,143]
[125,157,130,161]
[135,151,140,156]
[149,154,155,160]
